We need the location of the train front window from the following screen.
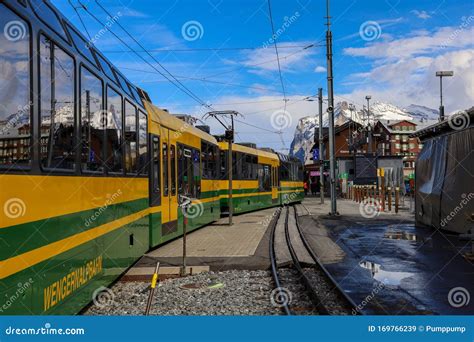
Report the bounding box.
[0,6,31,167]
[105,87,123,173]
[80,67,104,172]
[40,35,75,171]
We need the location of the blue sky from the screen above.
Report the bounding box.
[52,0,474,151]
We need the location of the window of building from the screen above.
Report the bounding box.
[138,110,148,175]
[80,67,104,172]
[395,143,400,149]
[124,101,138,174]
[0,6,31,167]
[105,87,123,173]
[39,35,75,170]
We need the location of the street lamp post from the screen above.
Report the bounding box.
[365,95,372,154]
[436,71,454,122]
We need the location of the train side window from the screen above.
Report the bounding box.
[105,86,123,173]
[138,110,148,175]
[114,71,133,98]
[0,6,31,168]
[202,142,217,179]
[39,35,75,171]
[30,0,68,41]
[95,53,118,85]
[152,136,160,195]
[65,23,98,67]
[170,145,176,195]
[163,142,168,196]
[80,66,104,172]
[220,150,227,179]
[232,152,239,180]
[124,100,137,174]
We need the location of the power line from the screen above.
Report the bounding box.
[69,0,91,40]
[266,0,287,107]
[79,0,211,109]
[266,0,289,148]
[120,66,285,94]
[101,44,316,53]
[95,0,212,109]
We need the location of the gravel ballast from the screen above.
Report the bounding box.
[85,270,287,316]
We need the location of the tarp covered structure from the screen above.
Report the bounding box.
[412,108,474,234]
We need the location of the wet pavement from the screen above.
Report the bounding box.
[301,198,474,315]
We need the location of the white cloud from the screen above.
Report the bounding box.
[314,66,326,73]
[411,10,431,20]
[341,49,474,110]
[344,25,474,59]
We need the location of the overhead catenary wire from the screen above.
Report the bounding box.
[78,0,211,109]
[94,0,212,110]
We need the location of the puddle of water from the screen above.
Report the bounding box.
[384,230,424,242]
[359,260,414,286]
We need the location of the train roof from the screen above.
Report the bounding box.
[218,142,279,160]
[144,101,218,145]
[276,153,302,164]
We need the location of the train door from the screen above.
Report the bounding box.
[160,127,178,236]
[169,130,178,225]
[149,134,161,247]
[272,165,279,204]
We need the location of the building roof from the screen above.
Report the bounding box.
[410,107,474,140]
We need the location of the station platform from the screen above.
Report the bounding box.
[134,208,278,272]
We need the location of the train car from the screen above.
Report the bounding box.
[217,143,304,213]
[277,153,305,205]
[142,101,221,247]
[217,142,279,214]
[0,0,220,315]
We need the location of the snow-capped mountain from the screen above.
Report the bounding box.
[289,101,438,163]
[404,104,439,122]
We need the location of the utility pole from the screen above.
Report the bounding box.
[326,0,337,215]
[204,110,242,225]
[318,88,324,204]
[436,71,454,121]
[366,95,372,154]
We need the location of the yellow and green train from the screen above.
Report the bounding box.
[0,0,303,315]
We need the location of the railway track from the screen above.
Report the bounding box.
[269,205,359,315]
